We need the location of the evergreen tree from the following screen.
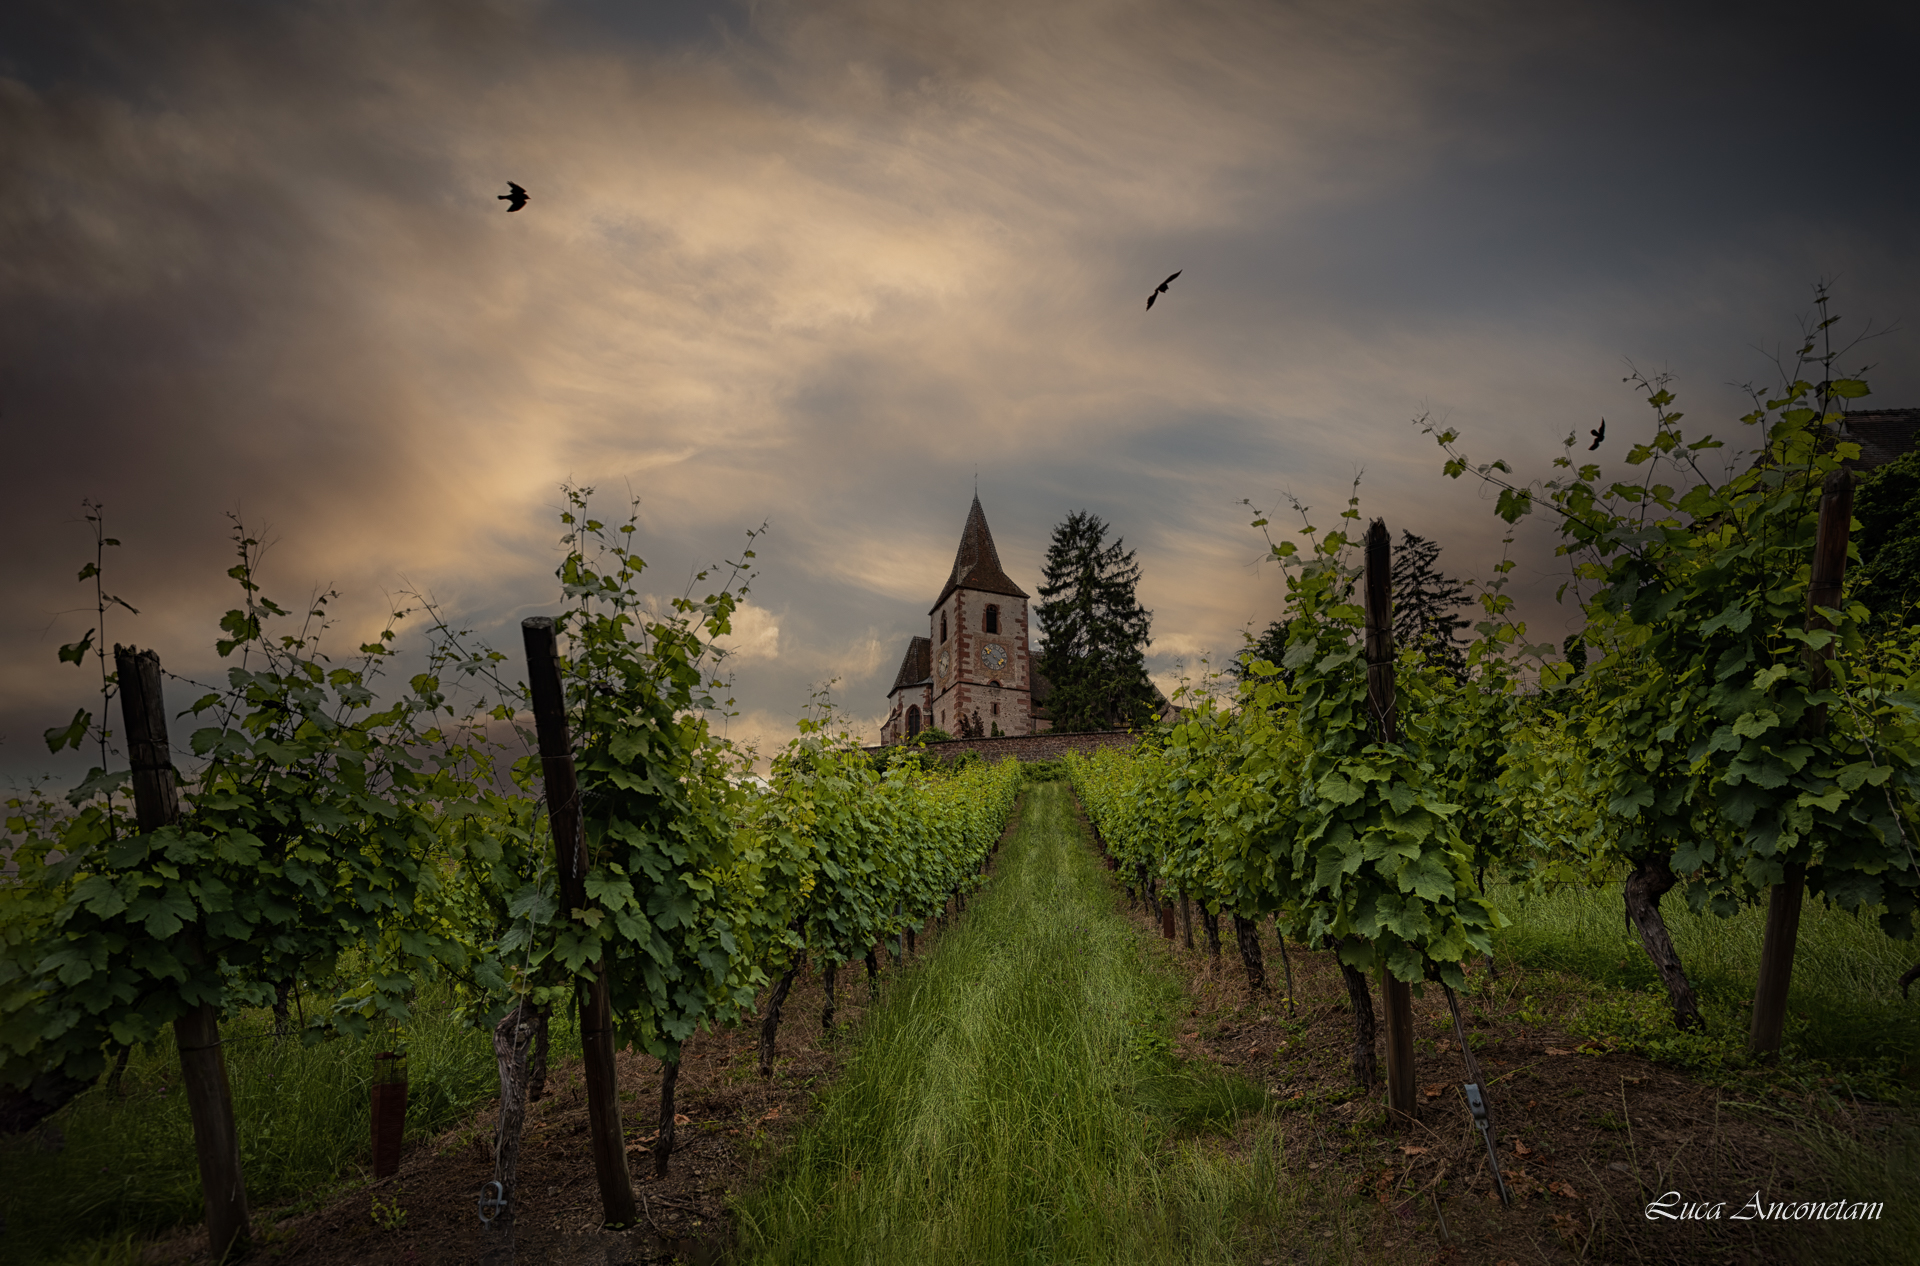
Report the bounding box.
[1389,530,1470,676]
[1853,449,1920,626]
[1035,511,1158,731]
[1236,531,1469,680]
[1234,618,1293,682]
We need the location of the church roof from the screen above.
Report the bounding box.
[889,636,932,695]
[1840,409,1920,471]
[931,496,1029,613]
[1030,668,1053,720]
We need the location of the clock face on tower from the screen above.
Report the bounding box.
[981,643,1008,673]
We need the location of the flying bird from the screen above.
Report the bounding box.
[1145,270,1181,311]
[499,182,529,212]
[1588,418,1606,451]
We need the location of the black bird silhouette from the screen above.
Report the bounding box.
[1145,270,1181,311]
[1588,418,1606,451]
[499,181,529,212]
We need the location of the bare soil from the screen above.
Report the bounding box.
[1117,877,1907,1265]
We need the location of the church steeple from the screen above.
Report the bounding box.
[881,493,1049,745]
[931,496,1028,614]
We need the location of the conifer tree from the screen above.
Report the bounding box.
[1389,530,1470,676]
[1035,511,1158,731]
[1853,449,1920,626]
[1234,617,1293,682]
[1236,530,1469,679]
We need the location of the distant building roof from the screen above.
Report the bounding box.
[932,496,1029,613]
[1841,409,1920,471]
[889,636,932,696]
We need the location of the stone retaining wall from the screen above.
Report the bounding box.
[863,729,1143,764]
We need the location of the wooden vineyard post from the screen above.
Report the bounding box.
[1363,522,1418,1126]
[369,1051,407,1178]
[521,618,637,1226]
[1749,469,1854,1057]
[116,646,253,1261]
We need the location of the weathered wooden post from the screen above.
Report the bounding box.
[520,618,637,1226]
[369,1050,408,1178]
[1749,469,1854,1057]
[116,646,253,1260]
[1363,522,1418,1125]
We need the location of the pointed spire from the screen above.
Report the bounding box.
[932,496,1028,612]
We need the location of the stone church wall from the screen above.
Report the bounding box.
[862,729,1142,764]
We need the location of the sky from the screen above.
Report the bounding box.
[4,0,1917,783]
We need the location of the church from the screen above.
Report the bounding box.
[879,497,1053,744]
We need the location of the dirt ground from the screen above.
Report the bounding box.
[141,937,908,1266]
[139,806,1023,1266]
[136,796,1908,1265]
[1101,859,1911,1263]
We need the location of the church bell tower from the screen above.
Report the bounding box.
[925,497,1040,737]
[880,496,1050,743]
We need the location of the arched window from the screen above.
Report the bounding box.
[984,604,999,634]
[940,613,948,643]
[907,705,921,737]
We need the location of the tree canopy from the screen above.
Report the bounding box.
[1389,530,1472,675]
[1853,448,1920,626]
[1035,511,1158,731]
[1236,529,1470,679]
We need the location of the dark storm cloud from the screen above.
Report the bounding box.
[2,0,1915,776]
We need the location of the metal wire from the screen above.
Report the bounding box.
[1443,981,1512,1207]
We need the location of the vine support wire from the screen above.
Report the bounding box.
[1442,981,1512,1208]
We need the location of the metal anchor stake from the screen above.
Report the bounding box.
[476,1180,509,1224]
[1444,981,1512,1207]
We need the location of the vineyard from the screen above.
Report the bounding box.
[0,489,1024,1263]
[3,319,1920,1264]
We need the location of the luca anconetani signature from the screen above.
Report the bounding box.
[1645,1191,1884,1222]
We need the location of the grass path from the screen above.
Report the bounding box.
[732,781,1317,1266]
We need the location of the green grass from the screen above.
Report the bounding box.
[733,782,1376,1265]
[1795,1120,1920,1266]
[0,982,516,1264]
[1494,876,1920,1089]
